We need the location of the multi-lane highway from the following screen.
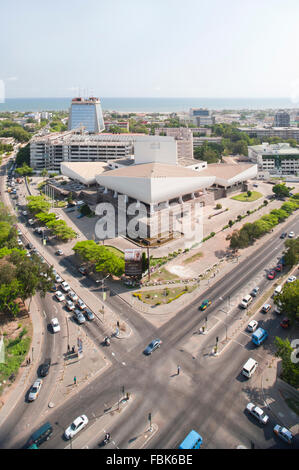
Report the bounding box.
[0,157,298,449]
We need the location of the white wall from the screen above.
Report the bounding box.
[134,139,177,165]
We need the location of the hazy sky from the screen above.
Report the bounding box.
[2,0,299,98]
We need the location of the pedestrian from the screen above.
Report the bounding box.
[74,376,77,385]
[28,357,31,364]
[177,366,180,375]
[26,358,29,366]
[67,344,70,353]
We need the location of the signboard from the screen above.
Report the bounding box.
[124,249,142,277]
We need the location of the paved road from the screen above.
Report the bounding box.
[1,158,298,449]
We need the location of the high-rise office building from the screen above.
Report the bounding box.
[274,111,290,127]
[68,97,105,133]
[189,108,215,126]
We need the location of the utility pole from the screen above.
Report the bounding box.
[147,246,150,281]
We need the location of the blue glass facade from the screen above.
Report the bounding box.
[68,100,105,133]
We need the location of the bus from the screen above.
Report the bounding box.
[178,430,203,449]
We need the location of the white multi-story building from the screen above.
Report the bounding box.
[68,97,105,133]
[238,126,299,143]
[248,142,299,175]
[30,132,177,171]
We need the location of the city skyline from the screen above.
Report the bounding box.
[1,0,299,100]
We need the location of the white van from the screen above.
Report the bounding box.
[242,358,258,378]
[239,294,253,309]
[274,285,282,296]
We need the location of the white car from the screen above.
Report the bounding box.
[77,299,86,310]
[66,300,75,311]
[246,403,269,424]
[28,379,43,402]
[55,290,65,302]
[68,291,78,302]
[17,238,23,246]
[17,229,22,236]
[247,320,258,332]
[288,231,295,238]
[61,281,70,292]
[64,415,89,440]
[273,424,293,444]
[55,274,63,283]
[22,210,27,216]
[286,275,296,283]
[51,317,60,333]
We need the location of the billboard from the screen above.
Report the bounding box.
[124,249,142,277]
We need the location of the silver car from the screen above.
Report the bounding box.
[28,379,43,402]
[246,403,269,424]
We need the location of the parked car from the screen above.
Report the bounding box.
[77,299,86,310]
[267,270,276,280]
[64,415,89,440]
[280,232,287,239]
[66,300,75,311]
[78,266,87,275]
[40,358,51,377]
[261,303,271,314]
[273,425,293,444]
[55,290,65,302]
[287,275,296,283]
[251,287,260,297]
[55,274,63,284]
[22,211,27,216]
[28,379,43,402]
[61,281,70,292]
[74,309,86,324]
[26,242,33,250]
[143,339,162,355]
[247,320,258,332]
[288,231,295,238]
[68,291,78,302]
[51,318,60,333]
[84,308,94,321]
[275,264,283,272]
[246,403,269,424]
[199,299,212,311]
[55,249,64,256]
[280,318,290,328]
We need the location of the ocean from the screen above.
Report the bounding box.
[0,97,298,113]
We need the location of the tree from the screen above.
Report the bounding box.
[283,238,299,267]
[275,280,299,323]
[41,168,48,177]
[15,143,30,166]
[273,183,291,198]
[247,190,252,198]
[26,195,51,214]
[16,163,33,176]
[274,337,299,388]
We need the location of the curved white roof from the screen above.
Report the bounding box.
[96,163,215,204]
[61,162,108,185]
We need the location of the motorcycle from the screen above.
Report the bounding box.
[104,336,110,346]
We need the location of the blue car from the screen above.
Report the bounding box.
[143,339,162,355]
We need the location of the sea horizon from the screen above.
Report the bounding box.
[0,96,298,113]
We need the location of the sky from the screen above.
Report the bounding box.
[1,0,299,98]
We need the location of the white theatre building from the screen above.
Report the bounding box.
[61,138,257,242]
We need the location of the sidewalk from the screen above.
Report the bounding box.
[261,357,299,436]
[0,296,44,425]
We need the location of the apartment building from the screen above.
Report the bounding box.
[248,142,299,175]
[274,111,290,127]
[30,132,177,171]
[238,126,299,143]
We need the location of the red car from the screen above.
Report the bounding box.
[267,270,276,280]
[280,318,290,328]
[275,264,283,272]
